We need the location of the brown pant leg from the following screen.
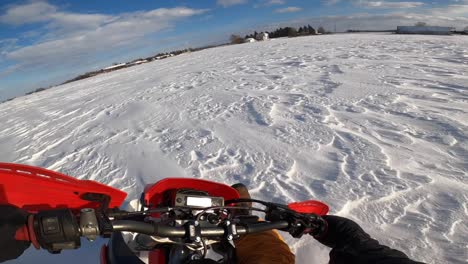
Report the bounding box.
[235,230,295,264]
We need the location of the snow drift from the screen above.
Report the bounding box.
[1,33,467,264]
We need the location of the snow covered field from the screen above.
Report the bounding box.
[1,33,467,264]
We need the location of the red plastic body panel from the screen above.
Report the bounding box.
[0,163,127,212]
[149,249,166,264]
[144,178,240,207]
[287,200,329,216]
[100,245,108,264]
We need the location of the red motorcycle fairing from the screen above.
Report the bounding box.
[0,163,126,212]
[0,163,329,264]
[0,162,328,216]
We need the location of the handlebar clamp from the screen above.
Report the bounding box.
[184,221,202,242]
[224,220,240,241]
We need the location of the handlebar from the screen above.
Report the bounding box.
[111,220,290,237]
[21,200,326,254]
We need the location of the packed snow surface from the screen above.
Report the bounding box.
[1,34,467,264]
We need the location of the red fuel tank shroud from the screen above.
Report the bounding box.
[0,163,127,212]
[144,178,329,216]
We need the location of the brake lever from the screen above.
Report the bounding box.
[225,198,327,238]
[265,206,326,238]
[80,193,113,237]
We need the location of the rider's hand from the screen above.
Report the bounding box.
[313,215,371,248]
[314,215,426,264]
[0,205,31,262]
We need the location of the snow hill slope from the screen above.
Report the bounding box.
[1,33,467,264]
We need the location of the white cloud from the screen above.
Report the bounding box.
[254,0,286,8]
[0,2,115,39]
[265,0,286,5]
[356,1,424,8]
[0,38,18,65]
[0,38,18,54]
[275,6,303,13]
[322,0,341,5]
[0,64,21,78]
[282,12,468,32]
[0,1,57,25]
[1,3,208,69]
[217,0,248,7]
[430,2,468,17]
[49,13,114,31]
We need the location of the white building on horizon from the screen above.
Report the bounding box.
[256,32,269,41]
[396,26,453,35]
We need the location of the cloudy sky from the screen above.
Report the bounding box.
[1,0,467,100]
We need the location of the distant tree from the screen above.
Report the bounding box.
[243,24,324,40]
[287,27,298,37]
[415,22,427,27]
[278,27,286,37]
[270,27,286,38]
[298,26,304,35]
[318,26,326,34]
[230,34,244,44]
[308,25,316,35]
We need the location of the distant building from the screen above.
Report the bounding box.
[256,32,269,41]
[245,38,256,43]
[396,26,453,35]
[131,60,148,65]
[103,63,127,71]
[154,54,174,60]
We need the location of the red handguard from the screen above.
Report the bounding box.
[288,200,329,215]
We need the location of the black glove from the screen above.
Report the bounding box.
[314,215,371,248]
[315,215,425,264]
[0,205,31,262]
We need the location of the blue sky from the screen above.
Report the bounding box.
[1,0,467,101]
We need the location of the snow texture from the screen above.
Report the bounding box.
[1,33,467,264]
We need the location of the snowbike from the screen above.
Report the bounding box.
[0,163,329,263]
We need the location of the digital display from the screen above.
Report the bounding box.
[186,196,213,207]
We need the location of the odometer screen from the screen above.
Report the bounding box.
[186,196,213,207]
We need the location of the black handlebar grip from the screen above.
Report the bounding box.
[33,209,81,253]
